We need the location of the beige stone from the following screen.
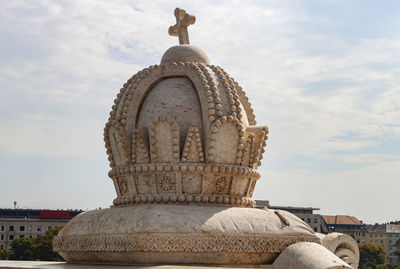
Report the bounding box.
[0,261,272,269]
[54,205,319,264]
[169,8,195,45]
[54,7,359,267]
[160,45,210,65]
[317,232,360,269]
[272,242,353,269]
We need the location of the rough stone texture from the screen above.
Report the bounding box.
[54,205,319,264]
[0,261,272,269]
[54,7,359,267]
[136,77,202,150]
[104,52,265,208]
[161,45,210,65]
[272,242,353,269]
[317,232,360,269]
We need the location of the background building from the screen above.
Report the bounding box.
[366,222,400,265]
[255,200,326,233]
[322,215,366,244]
[0,208,83,251]
[255,201,400,265]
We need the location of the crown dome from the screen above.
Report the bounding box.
[104,47,268,208]
[161,45,210,65]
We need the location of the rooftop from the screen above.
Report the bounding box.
[0,208,83,219]
[323,215,362,225]
[367,223,400,233]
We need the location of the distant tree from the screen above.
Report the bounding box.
[33,226,63,261]
[10,226,63,261]
[9,238,35,260]
[0,248,10,260]
[376,264,400,269]
[359,243,386,268]
[394,239,400,259]
[376,264,393,269]
[363,261,377,269]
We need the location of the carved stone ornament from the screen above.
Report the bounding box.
[54,7,359,268]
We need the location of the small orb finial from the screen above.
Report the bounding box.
[168,7,196,45]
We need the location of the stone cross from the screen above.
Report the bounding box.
[168,8,196,45]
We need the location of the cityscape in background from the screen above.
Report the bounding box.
[1,201,399,266]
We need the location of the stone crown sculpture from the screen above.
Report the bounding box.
[54,8,359,268]
[104,7,268,209]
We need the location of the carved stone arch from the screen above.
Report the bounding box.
[119,63,213,143]
[241,132,255,167]
[149,117,180,163]
[131,129,150,164]
[206,118,244,165]
[181,127,204,163]
[245,126,269,169]
[104,121,131,167]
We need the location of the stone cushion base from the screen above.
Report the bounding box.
[0,261,273,268]
[54,204,319,265]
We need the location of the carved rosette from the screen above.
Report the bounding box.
[104,61,268,207]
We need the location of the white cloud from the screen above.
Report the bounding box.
[0,0,399,221]
[1,1,399,158]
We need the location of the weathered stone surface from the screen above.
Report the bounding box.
[0,261,272,269]
[317,232,360,269]
[54,205,319,264]
[54,7,359,267]
[161,45,210,65]
[272,242,353,269]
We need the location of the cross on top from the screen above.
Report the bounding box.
[168,8,196,45]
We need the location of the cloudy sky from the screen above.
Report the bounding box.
[0,0,399,224]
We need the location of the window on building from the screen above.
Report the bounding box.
[9,235,14,240]
[29,235,32,238]
[19,226,25,232]
[9,226,14,231]
[19,235,24,239]
[380,234,383,237]
[0,235,3,241]
[48,226,52,230]
[389,234,392,237]
[362,233,365,236]
[313,227,317,232]
[29,225,32,232]
[314,219,318,223]
[0,244,3,249]
[37,226,42,232]
[307,218,311,223]
[1,226,4,231]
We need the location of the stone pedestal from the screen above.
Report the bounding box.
[54,205,318,265]
[0,261,272,269]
